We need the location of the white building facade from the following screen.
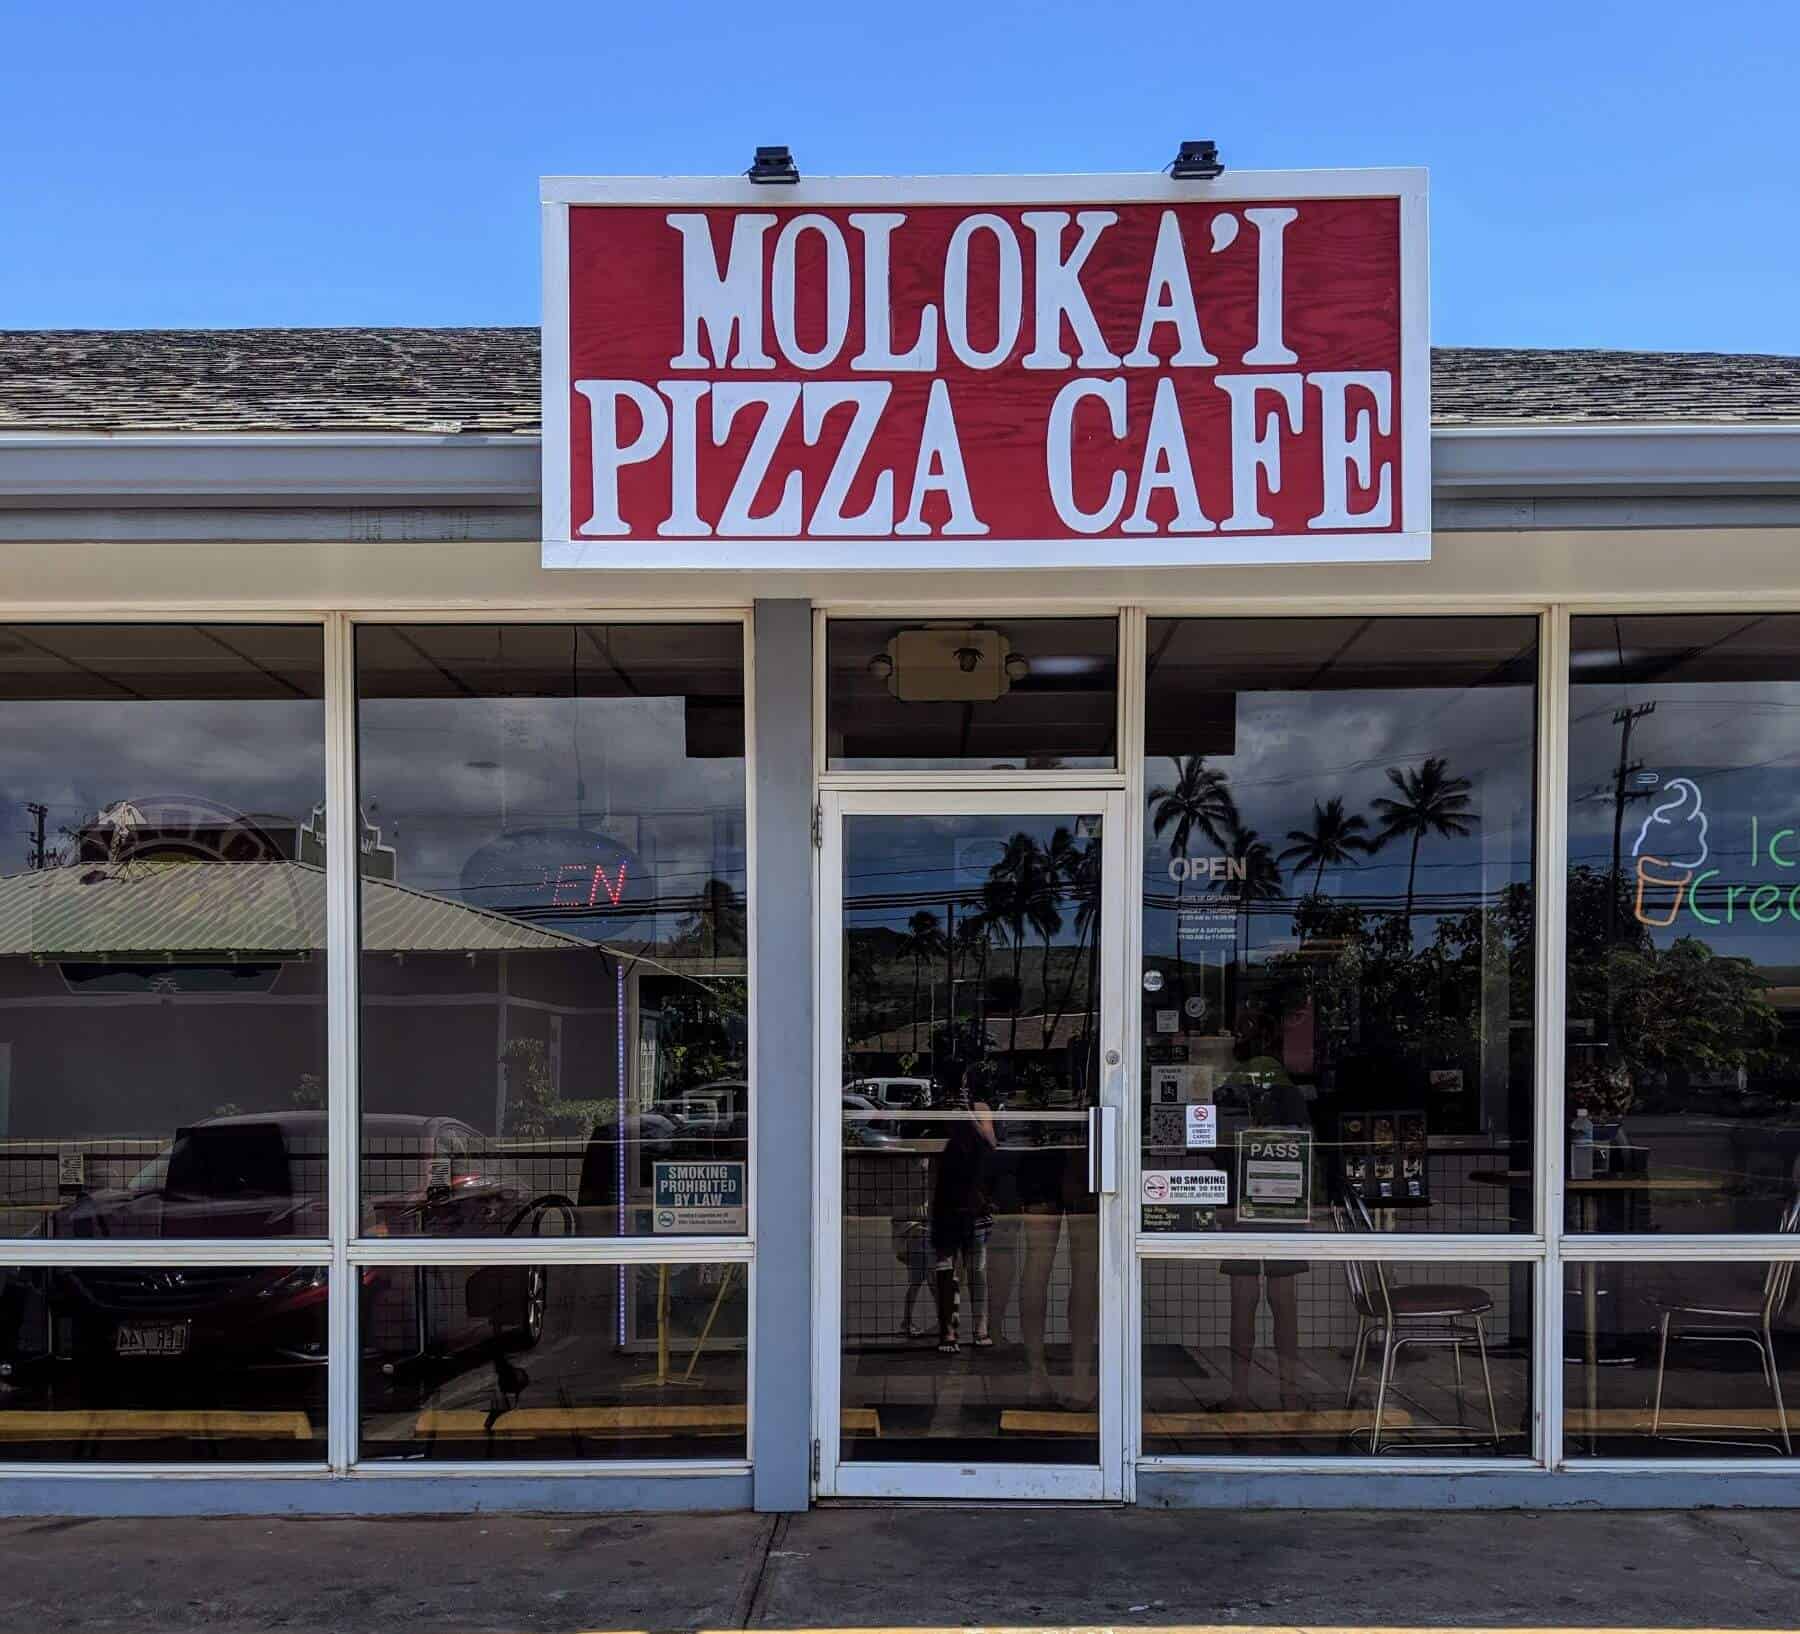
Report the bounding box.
[1,316,1799,1512]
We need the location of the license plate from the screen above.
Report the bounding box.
[115,1323,188,1357]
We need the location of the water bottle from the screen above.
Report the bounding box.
[1570,1107,1595,1181]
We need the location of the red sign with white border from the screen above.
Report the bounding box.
[541,171,1428,569]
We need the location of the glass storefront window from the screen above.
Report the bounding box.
[1142,1258,1533,1456]
[0,625,328,1241]
[1564,1257,1797,1457]
[0,1263,327,1461]
[355,624,748,1239]
[1140,617,1539,1236]
[1567,615,1800,1233]
[358,1261,747,1461]
[826,618,1118,771]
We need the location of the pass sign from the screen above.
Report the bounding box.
[1237,1127,1313,1225]
[542,171,1428,568]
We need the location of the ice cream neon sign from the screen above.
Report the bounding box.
[1632,776,1800,927]
[1631,778,1707,927]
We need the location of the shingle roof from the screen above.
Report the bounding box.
[0,859,591,957]
[0,328,539,437]
[0,328,1796,434]
[1430,347,1800,427]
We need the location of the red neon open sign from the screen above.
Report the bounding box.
[549,860,629,908]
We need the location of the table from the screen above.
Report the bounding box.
[1468,1169,1725,1451]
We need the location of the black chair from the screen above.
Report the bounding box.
[1335,1192,1501,1452]
[1650,1193,1799,1456]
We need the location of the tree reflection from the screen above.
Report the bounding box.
[898,910,947,1053]
[1278,796,1376,897]
[984,832,1064,1058]
[1150,756,1236,1006]
[1560,866,1781,1121]
[1371,756,1477,930]
[842,823,1102,1101]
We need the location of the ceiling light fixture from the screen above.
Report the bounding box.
[877,627,1024,702]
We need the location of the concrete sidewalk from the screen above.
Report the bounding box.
[1,1505,1797,1633]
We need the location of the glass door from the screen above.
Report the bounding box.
[817,790,1127,1500]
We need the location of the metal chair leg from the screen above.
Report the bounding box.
[1345,1317,1369,1409]
[1651,1312,1671,1441]
[1452,1326,1467,1425]
[1764,1320,1792,1457]
[1475,1316,1501,1447]
[1370,1328,1396,1454]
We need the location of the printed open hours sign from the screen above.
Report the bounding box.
[542,171,1428,569]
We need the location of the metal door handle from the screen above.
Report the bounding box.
[1087,1105,1118,1195]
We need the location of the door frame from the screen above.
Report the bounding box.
[813,786,1132,1501]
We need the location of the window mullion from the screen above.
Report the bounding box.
[325,611,360,1476]
[1538,605,1571,1468]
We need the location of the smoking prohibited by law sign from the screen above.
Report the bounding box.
[653,1161,747,1233]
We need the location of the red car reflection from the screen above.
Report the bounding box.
[5,1112,553,1388]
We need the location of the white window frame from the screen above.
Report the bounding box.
[812,783,1132,1502]
[814,602,1132,793]
[809,603,1562,1492]
[1554,600,1800,1478]
[9,593,1800,1491]
[1122,603,1553,1481]
[811,609,1134,1500]
[1125,596,1800,1484]
[0,607,757,1484]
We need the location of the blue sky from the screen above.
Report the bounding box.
[2,0,1796,350]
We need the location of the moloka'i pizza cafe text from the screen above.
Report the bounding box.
[558,193,1416,546]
